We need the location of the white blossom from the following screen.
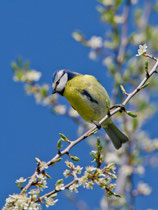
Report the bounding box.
[86,181,94,189]
[121,165,133,176]
[100,0,115,6]
[153,139,158,149]
[3,194,41,210]
[114,15,124,24]
[95,168,104,176]
[43,95,57,106]
[68,107,79,117]
[27,202,41,209]
[37,174,44,180]
[132,33,146,45]
[36,175,48,191]
[136,44,147,56]
[16,177,27,184]
[69,183,79,193]
[102,56,112,66]
[79,176,88,187]
[34,85,49,104]
[35,93,43,103]
[22,70,41,82]
[91,150,97,154]
[63,169,71,178]
[105,152,119,164]
[65,160,75,169]
[38,179,48,191]
[95,178,107,189]
[40,161,48,170]
[74,165,83,174]
[77,125,84,136]
[89,50,97,60]
[86,166,96,173]
[88,36,103,49]
[135,166,145,175]
[45,197,58,208]
[137,182,152,195]
[55,183,65,191]
[72,32,83,42]
[53,105,66,114]
[55,179,65,191]
[28,189,40,200]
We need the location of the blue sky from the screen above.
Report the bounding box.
[1,0,158,209]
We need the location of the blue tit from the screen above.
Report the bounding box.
[52,70,128,149]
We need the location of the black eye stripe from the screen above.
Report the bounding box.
[56,80,60,85]
[54,72,67,90]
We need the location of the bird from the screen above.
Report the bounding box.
[52,70,128,149]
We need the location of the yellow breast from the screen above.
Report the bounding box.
[63,75,111,123]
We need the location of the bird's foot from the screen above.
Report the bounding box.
[110,104,126,112]
[93,121,101,129]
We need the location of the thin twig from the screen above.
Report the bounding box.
[139,0,152,30]
[117,0,131,64]
[37,178,78,202]
[144,53,157,61]
[21,58,158,195]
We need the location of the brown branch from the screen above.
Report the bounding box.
[21,57,158,195]
[139,0,152,30]
[144,53,157,61]
[117,0,131,65]
[37,178,78,202]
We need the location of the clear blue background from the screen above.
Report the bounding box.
[1,0,158,209]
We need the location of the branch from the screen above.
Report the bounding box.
[117,0,131,64]
[21,57,158,196]
[38,178,78,202]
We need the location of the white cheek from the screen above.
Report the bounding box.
[57,73,68,92]
[55,70,64,81]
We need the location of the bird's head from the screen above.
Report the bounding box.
[52,69,79,95]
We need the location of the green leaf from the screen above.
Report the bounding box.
[91,159,96,162]
[51,193,57,198]
[40,86,48,97]
[111,174,117,180]
[17,57,22,67]
[70,156,80,162]
[56,179,63,185]
[115,72,122,85]
[120,84,128,95]
[89,152,96,159]
[107,163,115,171]
[113,193,121,198]
[56,158,63,162]
[15,182,22,189]
[145,61,149,73]
[126,111,137,118]
[88,129,97,136]
[140,82,150,90]
[45,173,52,179]
[35,157,41,163]
[11,62,18,71]
[59,133,69,142]
[96,137,103,152]
[57,139,63,151]
[23,61,29,70]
